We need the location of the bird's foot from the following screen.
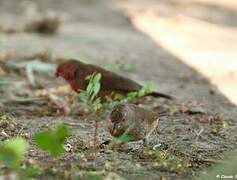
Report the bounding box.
[127,140,145,154]
[142,138,149,147]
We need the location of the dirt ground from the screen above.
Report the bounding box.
[0,0,237,179]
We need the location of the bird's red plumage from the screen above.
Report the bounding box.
[55,60,173,99]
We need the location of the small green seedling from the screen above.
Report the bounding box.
[33,124,68,157]
[83,172,103,180]
[0,137,28,169]
[108,134,137,149]
[20,166,44,179]
[79,72,102,112]
[117,134,136,143]
[127,83,153,100]
[79,72,154,113]
[103,83,153,111]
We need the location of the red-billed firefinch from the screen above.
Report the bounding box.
[55,60,172,99]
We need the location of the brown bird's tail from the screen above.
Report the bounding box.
[149,91,173,99]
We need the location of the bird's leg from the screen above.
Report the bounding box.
[123,123,135,136]
[130,140,145,153]
[125,122,145,153]
[143,129,154,145]
[143,118,159,146]
[109,123,136,149]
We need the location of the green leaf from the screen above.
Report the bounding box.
[86,83,93,95]
[83,172,103,180]
[55,124,68,144]
[117,134,136,143]
[138,84,153,97]
[92,98,102,111]
[0,137,28,168]
[145,83,153,93]
[20,166,44,178]
[93,83,101,95]
[114,94,125,101]
[33,124,68,157]
[127,92,137,98]
[34,131,56,153]
[79,91,88,102]
[92,73,102,84]
[90,83,101,101]
[79,72,103,112]
[138,89,145,97]
[127,92,138,101]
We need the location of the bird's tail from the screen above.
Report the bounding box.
[149,91,173,99]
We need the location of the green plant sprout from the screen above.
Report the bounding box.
[79,72,102,112]
[79,72,153,113]
[0,137,28,169]
[33,124,68,157]
[102,83,153,113]
[19,166,44,179]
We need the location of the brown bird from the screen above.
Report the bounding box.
[108,103,159,143]
[55,60,172,99]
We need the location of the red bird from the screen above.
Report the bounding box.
[55,60,172,99]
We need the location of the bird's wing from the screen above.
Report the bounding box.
[79,63,142,92]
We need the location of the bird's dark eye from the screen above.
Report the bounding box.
[117,117,125,124]
[56,71,61,77]
[111,110,123,123]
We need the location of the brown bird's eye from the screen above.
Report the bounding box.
[116,117,125,124]
[110,109,123,123]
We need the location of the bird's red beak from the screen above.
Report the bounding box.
[108,118,117,136]
[112,123,117,135]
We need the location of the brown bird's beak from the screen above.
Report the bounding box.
[112,123,118,136]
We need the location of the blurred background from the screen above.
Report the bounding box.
[122,0,237,105]
[0,0,236,105]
